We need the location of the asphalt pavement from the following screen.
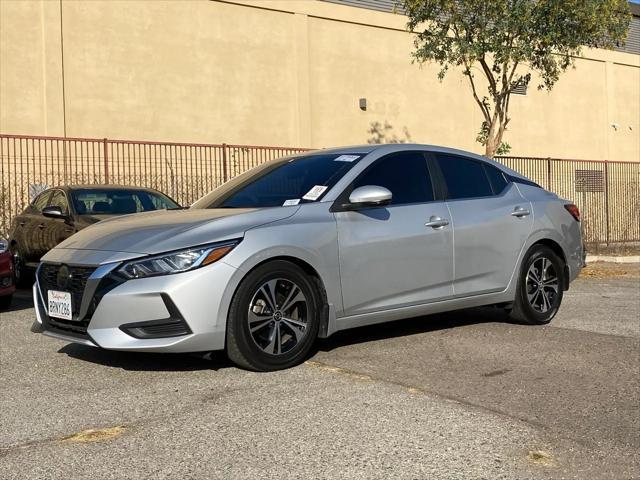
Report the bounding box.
[0,263,638,479]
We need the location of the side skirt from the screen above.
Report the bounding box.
[328,290,514,336]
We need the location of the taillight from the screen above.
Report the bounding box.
[564,204,580,222]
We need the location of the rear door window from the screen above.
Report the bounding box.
[436,154,493,200]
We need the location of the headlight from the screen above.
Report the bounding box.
[0,237,8,254]
[117,240,240,279]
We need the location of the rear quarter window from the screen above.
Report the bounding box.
[484,164,509,194]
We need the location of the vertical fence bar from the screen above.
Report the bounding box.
[103,138,109,183]
[222,143,228,183]
[604,161,609,246]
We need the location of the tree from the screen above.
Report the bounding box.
[403,0,631,158]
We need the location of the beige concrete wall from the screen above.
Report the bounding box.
[1,0,638,161]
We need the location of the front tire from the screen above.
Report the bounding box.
[509,245,565,325]
[226,260,322,371]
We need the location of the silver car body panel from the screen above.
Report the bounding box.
[445,183,534,296]
[335,201,454,316]
[34,144,584,353]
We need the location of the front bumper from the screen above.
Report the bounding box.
[34,259,238,352]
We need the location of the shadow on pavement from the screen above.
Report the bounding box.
[55,306,510,372]
[317,306,509,353]
[1,287,34,313]
[58,344,234,372]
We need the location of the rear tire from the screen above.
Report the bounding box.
[226,260,322,371]
[509,245,565,325]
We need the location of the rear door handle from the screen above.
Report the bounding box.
[425,216,449,229]
[38,223,45,229]
[19,222,25,227]
[511,207,531,218]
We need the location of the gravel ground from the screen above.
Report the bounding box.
[0,263,638,479]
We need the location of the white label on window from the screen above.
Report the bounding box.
[334,155,360,162]
[282,199,300,206]
[302,185,328,201]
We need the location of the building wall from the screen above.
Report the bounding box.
[1,0,638,161]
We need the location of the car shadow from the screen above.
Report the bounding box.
[55,306,511,372]
[1,288,34,313]
[316,306,510,353]
[57,344,234,372]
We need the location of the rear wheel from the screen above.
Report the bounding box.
[226,260,322,371]
[509,245,565,325]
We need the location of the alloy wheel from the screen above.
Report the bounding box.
[525,257,559,313]
[247,278,309,356]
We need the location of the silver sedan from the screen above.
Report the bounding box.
[32,144,585,371]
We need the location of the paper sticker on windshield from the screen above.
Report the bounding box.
[334,155,360,163]
[283,199,300,206]
[302,185,328,201]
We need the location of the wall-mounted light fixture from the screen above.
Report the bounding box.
[359,98,367,111]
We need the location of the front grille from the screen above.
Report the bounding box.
[38,263,96,337]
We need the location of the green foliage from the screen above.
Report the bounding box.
[476,121,511,156]
[403,0,631,156]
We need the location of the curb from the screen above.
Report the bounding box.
[586,255,640,264]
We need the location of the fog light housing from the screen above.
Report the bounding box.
[118,294,192,339]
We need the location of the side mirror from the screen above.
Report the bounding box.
[347,185,392,209]
[42,206,68,219]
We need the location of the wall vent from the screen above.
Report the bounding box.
[511,79,528,96]
[575,169,604,192]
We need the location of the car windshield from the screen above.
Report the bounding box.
[71,189,179,215]
[191,153,363,209]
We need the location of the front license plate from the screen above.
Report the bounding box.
[48,290,72,321]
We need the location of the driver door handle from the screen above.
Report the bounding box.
[425,216,449,229]
[511,206,531,218]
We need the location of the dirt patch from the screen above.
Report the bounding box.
[579,262,640,279]
[527,449,555,467]
[305,360,374,382]
[59,426,126,443]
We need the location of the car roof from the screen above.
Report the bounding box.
[302,144,527,180]
[54,184,163,193]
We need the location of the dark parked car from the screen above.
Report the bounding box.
[0,236,16,309]
[9,185,179,284]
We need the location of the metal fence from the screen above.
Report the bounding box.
[1,134,638,245]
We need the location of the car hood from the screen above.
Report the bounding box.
[52,207,298,255]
